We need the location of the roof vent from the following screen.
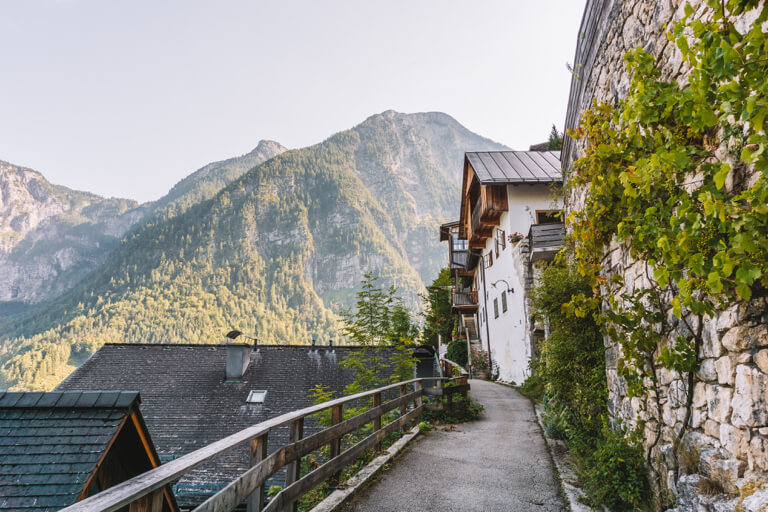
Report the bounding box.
[225,343,252,381]
[246,390,267,404]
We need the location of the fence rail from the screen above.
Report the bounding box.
[59,376,468,512]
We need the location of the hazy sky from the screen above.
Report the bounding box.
[0,0,586,203]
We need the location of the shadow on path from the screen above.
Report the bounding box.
[343,379,567,512]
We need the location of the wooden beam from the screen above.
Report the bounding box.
[284,418,304,512]
[247,433,268,512]
[372,392,382,452]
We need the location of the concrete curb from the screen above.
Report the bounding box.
[312,425,421,512]
[531,402,602,512]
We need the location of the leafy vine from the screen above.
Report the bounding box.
[565,0,768,478]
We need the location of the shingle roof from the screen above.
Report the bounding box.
[0,391,139,512]
[56,344,400,509]
[465,150,561,184]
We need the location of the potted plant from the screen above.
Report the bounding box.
[507,232,524,246]
[471,348,491,379]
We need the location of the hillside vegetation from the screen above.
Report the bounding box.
[0,111,506,390]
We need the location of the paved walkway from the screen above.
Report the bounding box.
[344,380,567,512]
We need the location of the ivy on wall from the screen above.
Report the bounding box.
[565,0,768,461]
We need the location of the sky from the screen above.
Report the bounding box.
[0,0,587,203]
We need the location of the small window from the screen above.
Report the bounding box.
[497,229,506,251]
[493,298,499,319]
[246,390,268,404]
[536,210,562,224]
[501,291,508,313]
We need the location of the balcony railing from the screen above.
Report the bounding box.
[529,223,565,262]
[452,290,478,311]
[469,186,507,247]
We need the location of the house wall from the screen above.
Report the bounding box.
[564,1,768,509]
[476,184,560,384]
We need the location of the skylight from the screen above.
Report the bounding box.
[246,390,267,404]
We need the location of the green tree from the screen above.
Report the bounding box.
[421,268,454,348]
[546,125,563,150]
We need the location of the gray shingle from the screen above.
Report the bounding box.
[57,343,401,509]
[0,393,136,511]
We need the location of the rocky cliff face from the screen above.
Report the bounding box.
[0,141,286,306]
[0,161,142,303]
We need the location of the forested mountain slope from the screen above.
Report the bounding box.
[0,142,286,311]
[0,111,506,390]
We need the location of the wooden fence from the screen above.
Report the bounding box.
[59,376,469,512]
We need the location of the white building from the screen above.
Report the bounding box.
[444,150,563,384]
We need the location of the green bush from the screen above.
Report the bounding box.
[581,427,650,511]
[531,262,651,510]
[445,337,468,368]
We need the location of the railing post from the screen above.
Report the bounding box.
[284,418,304,512]
[247,433,268,512]
[399,384,407,433]
[329,404,343,486]
[373,391,382,451]
[415,381,423,408]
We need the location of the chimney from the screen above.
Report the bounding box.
[225,343,252,381]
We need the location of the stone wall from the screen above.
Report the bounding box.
[563,1,768,510]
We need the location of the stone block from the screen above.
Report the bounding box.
[722,325,768,352]
[692,382,707,408]
[699,358,718,382]
[704,419,721,438]
[742,489,768,512]
[732,365,768,428]
[717,305,739,332]
[690,407,707,429]
[756,349,768,375]
[698,448,744,494]
[716,356,735,386]
[675,473,703,512]
[670,379,689,407]
[701,317,724,358]
[706,384,733,424]
[750,436,768,472]
[719,423,749,459]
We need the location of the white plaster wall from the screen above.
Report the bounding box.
[476,183,561,384]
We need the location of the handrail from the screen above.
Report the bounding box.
[59,377,463,512]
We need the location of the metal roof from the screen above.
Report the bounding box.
[465,150,561,184]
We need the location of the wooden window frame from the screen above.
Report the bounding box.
[493,298,499,319]
[501,291,508,313]
[535,209,563,225]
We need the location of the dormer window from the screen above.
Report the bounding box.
[246,390,267,404]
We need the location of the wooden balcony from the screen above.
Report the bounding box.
[469,185,507,248]
[529,222,565,262]
[452,290,478,313]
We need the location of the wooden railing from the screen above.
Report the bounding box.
[59,377,468,512]
[528,222,565,262]
[451,290,478,310]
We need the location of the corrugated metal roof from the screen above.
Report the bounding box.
[465,150,561,184]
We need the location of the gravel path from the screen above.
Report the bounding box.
[344,379,567,512]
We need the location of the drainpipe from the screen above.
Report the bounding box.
[479,252,493,376]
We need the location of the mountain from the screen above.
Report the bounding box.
[148,140,287,219]
[0,160,142,306]
[0,142,286,311]
[0,111,507,390]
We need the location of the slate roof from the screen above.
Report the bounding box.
[57,344,401,509]
[0,391,139,512]
[465,150,561,184]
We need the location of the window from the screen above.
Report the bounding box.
[536,210,562,224]
[484,252,493,269]
[497,229,506,252]
[246,390,268,404]
[493,298,499,319]
[501,291,508,313]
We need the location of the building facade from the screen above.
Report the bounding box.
[443,150,563,384]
